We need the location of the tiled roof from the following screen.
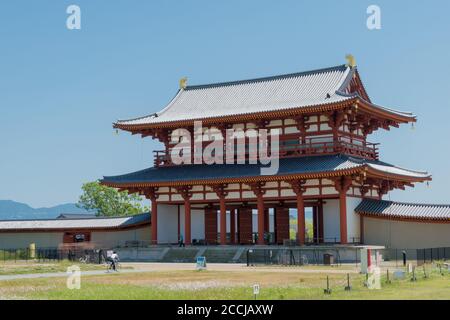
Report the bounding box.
[56,213,96,219]
[356,199,450,222]
[101,155,430,185]
[115,65,414,126]
[0,213,150,231]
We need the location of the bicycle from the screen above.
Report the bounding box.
[79,254,90,264]
[105,259,120,272]
[300,255,309,266]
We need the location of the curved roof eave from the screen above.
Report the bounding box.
[100,163,430,189]
[113,98,357,130]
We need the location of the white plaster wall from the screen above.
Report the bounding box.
[323,199,340,242]
[322,197,362,243]
[92,227,151,247]
[0,232,63,249]
[0,227,150,249]
[179,206,205,241]
[157,204,179,244]
[346,197,362,243]
[364,218,450,249]
[192,209,205,241]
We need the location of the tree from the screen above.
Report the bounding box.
[77,181,148,217]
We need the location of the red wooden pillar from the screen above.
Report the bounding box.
[318,201,324,243]
[257,195,265,245]
[230,209,236,244]
[219,197,227,245]
[339,190,347,244]
[238,207,252,244]
[312,206,318,244]
[177,205,180,240]
[275,206,289,245]
[184,198,192,245]
[334,177,352,244]
[145,187,159,245]
[151,198,158,245]
[211,184,228,245]
[264,209,270,233]
[249,182,266,245]
[288,180,306,245]
[176,186,193,245]
[296,193,305,245]
[204,207,218,244]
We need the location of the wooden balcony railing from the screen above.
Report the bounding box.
[153,137,379,167]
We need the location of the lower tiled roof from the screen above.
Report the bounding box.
[0,213,150,231]
[356,199,450,222]
[101,155,430,186]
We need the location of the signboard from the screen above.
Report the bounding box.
[196,256,207,270]
[393,270,405,279]
[253,284,260,299]
[253,284,260,295]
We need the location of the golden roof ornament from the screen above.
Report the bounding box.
[345,54,356,68]
[179,77,188,89]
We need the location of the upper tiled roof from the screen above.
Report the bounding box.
[0,213,150,231]
[101,155,430,186]
[115,65,414,127]
[356,199,450,222]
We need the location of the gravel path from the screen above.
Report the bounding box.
[0,263,359,281]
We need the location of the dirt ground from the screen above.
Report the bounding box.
[121,262,360,274]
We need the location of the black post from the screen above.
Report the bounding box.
[345,273,351,291]
[324,275,332,294]
[386,269,391,284]
[402,250,406,267]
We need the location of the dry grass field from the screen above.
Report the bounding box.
[0,262,449,300]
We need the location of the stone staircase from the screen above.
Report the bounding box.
[202,247,241,263]
[117,246,282,263]
[160,248,199,263]
[116,247,166,262]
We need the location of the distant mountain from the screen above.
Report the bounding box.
[0,200,91,220]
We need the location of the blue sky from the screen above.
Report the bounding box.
[0,0,449,207]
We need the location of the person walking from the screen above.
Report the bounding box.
[179,234,185,247]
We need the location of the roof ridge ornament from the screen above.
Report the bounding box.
[345,54,356,68]
[179,77,188,89]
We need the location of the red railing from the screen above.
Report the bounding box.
[153,137,379,167]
